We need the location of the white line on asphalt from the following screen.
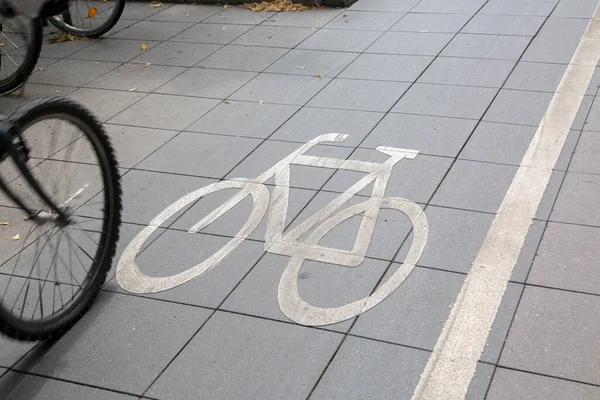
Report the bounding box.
[412,2,600,399]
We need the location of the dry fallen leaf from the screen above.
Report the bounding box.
[0,222,8,228]
[259,99,264,104]
[23,216,29,221]
[141,44,149,50]
[39,67,45,71]
[144,62,152,68]
[88,7,98,18]
[297,66,306,69]
[49,32,87,43]
[313,73,321,78]
[0,43,5,47]
[12,234,20,241]
[150,1,163,7]
[242,1,317,12]
[223,100,230,104]
[223,3,230,8]
[129,87,137,92]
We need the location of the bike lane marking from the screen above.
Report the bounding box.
[412,3,600,399]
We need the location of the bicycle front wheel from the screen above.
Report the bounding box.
[0,96,122,341]
[48,0,126,38]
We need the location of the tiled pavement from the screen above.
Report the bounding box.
[1,0,600,398]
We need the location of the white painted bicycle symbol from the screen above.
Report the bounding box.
[117,134,429,326]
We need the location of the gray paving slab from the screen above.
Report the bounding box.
[146,311,343,400]
[105,232,265,308]
[104,19,138,37]
[188,101,299,138]
[86,63,186,93]
[67,88,146,122]
[418,57,516,88]
[441,34,532,61]
[467,363,495,400]
[225,140,353,190]
[39,39,98,59]
[510,220,547,283]
[392,83,498,120]
[570,130,600,174]
[553,0,599,18]
[528,222,600,295]
[111,20,193,41]
[130,41,222,67]
[232,26,315,48]
[348,0,421,12]
[390,13,470,33]
[480,0,559,16]
[0,372,136,400]
[262,8,343,28]
[196,44,288,72]
[121,2,167,20]
[109,93,219,130]
[580,96,600,131]
[0,335,35,369]
[69,39,160,63]
[412,0,487,14]
[488,368,600,400]
[112,169,214,225]
[483,89,553,126]
[220,253,383,333]
[266,49,358,78]
[462,15,546,36]
[14,292,211,394]
[551,172,600,226]
[156,68,256,99]
[323,150,452,204]
[500,286,600,385]
[169,23,252,44]
[366,31,454,56]
[396,206,494,274]
[431,160,518,213]
[229,73,331,105]
[307,78,410,112]
[504,62,568,93]
[28,59,120,87]
[311,336,429,400]
[271,107,384,147]
[298,29,382,53]
[535,170,567,221]
[137,132,261,179]
[339,53,432,82]
[459,122,538,165]
[203,7,276,25]
[362,113,478,158]
[522,18,590,64]
[350,266,464,350]
[324,11,404,31]
[147,4,220,22]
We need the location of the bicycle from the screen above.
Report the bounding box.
[117,134,429,327]
[0,96,122,340]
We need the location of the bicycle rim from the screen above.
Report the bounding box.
[0,97,121,340]
[49,0,126,38]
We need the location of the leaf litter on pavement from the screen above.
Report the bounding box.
[242,1,319,12]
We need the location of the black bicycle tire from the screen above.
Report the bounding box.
[0,17,43,96]
[48,0,126,38]
[0,96,122,341]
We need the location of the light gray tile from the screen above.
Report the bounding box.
[122,2,167,19]
[500,286,600,385]
[17,292,211,394]
[197,45,287,72]
[70,39,160,63]
[86,63,187,93]
[468,363,496,400]
[232,26,314,48]
[28,59,120,87]
[298,29,382,52]
[170,23,252,44]
[188,101,299,138]
[229,73,331,105]
[431,160,518,213]
[272,107,384,147]
[40,38,98,59]
[0,335,35,369]
[488,368,600,400]
[109,94,219,130]
[419,57,515,87]
[553,0,599,18]
[462,15,546,36]
[311,337,429,400]
[504,62,567,92]
[147,312,342,400]
[262,8,342,28]
[67,88,146,122]
[351,267,465,349]
[340,53,432,82]
[480,0,559,16]
[148,4,220,22]
[522,18,589,64]
[349,0,421,12]
[363,113,478,157]
[413,0,487,13]
[367,31,453,55]
[157,68,256,98]
[308,79,409,112]
[390,13,470,33]
[442,34,531,60]
[483,89,553,126]
[111,20,193,41]
[138,132,261,179]
[131,42,221,67]
[510,220,547,283]
[581,96,600,132]
[324,11,404,31]
[266,50,358,78]
[392,83,497,120]
[203,7,276,25]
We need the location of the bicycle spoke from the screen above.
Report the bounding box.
[1,221,37,303]
[32,230,65,318]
